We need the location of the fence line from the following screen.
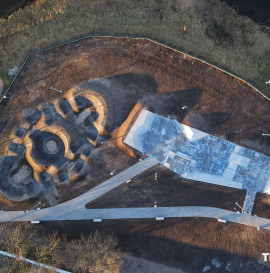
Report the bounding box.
[0,250,71,273]
[1,35,270,103]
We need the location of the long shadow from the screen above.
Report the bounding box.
[80,73,158,132]
[140,88,203,123]
[79,74,206,132]
[42,219,269,273]
[187,112,231,133]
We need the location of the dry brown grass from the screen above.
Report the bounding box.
[150,218,270,264]
[0,222,61,272]
[0,0,270,96]
[0,223,122,273]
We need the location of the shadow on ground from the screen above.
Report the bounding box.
[43,219,270,273]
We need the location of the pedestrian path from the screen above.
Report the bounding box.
[1,205,270,231]
[0,156,270,231]
[0,157,159,221]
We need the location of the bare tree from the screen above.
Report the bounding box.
[66,231,123,273]
[0,223,123,273]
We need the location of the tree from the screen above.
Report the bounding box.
[0,223,123,273]
[66,231,123,273]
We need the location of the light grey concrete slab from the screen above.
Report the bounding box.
[0,156,270,230]
[1,206,270,231]
[243,191,257,213]
[124,110,270,212]
[0,157,158,220]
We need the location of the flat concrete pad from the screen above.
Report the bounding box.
[124,110,270,211]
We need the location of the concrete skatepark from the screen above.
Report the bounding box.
[0,89,107,204]
[0,37,269,236]
[0,110,270,232]
[0,156,270,231]
[124,110,270,214]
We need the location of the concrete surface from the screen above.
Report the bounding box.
[0,156,270,231]
[124,110,270,213]
[0,157,158,221]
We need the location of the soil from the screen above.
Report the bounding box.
[0,37,269,211]
[1,37,270,155]
[58,141,138,204]
[253,193,270,219]
[44,218,270,273]
[0,37,270,272]
[86,164,246,211]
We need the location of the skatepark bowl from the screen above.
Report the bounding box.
[0,89,107,203]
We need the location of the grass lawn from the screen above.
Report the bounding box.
[0,0,270,97]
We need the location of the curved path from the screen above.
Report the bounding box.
[0,157,270,231]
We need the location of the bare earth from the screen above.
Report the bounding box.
[122,254,186,273]
[0,36,269,272]
[1,0,270,98]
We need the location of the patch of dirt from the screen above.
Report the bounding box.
[44,218,270,273]
[253,193,270,219]
[0,193,45,211]
[1,37,269,156]
[86,164,246,211]
[0,36,269,217]
[122,254,186,273]
[57,141,138,204]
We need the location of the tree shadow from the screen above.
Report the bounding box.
[187,112,231,132]
[141,88,203,123]
[42,219,268,273]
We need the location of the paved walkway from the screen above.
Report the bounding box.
[1,206,270,230]
[0,157,159,221]
[0,156,270,230]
